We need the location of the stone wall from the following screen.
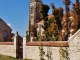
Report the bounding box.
[68,29,80,60]
[0,42,16,57]
[0,29,80,60]
[23,41,68,60]
[23,29,80,60]
[26,46,68,60]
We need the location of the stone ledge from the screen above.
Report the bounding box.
[26,41,68,47]
[0,42,14,45]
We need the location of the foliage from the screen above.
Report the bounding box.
[72,0,80,30]
[59,47,67,58]
[39,3,63,41]
[59,46,69,60]
[38,34,45,60]
[58,7,63,21]
[63,0,71,6]
[47,30,58,41]
[39,43,45,60]
[47,18,53,27]
[38,25,45,60]
[46,18,59,41]
[51,3,63,30]
[38,0,80,41]
[39,4,50,20]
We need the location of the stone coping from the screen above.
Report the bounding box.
[26,41,68,47]
[0,42,14,45]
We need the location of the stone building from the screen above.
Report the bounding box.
[29,0,42,26]
[0,18,12,42]
[29,0,42,41]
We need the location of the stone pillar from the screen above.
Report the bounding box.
[14,31,18,58]
[23,35,27,59]
[31,36,33,42]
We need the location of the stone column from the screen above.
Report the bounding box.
[14,31,18,58]
[23,35,27,59]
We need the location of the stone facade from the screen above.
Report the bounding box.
[29,0,42,25]
[29,0,42,41]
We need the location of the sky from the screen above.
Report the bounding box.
[0,0,76,36]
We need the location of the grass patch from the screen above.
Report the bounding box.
[0,54,17,60]
[0,54,32,60]
[24,59,32,60]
